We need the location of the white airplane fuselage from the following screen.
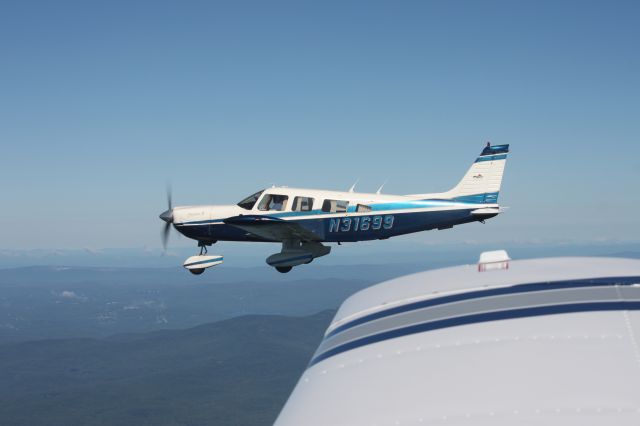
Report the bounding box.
[159,144,509,272]
[171,188,500,244]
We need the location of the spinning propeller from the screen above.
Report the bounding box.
[159,185,173,250]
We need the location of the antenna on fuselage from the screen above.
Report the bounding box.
[348,178,360,193]
[376,179,388,194]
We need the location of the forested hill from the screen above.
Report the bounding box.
[0,311,334,426]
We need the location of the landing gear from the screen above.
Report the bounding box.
[266,240,330,273]
[198,242,208,255]
[189,268,205,275]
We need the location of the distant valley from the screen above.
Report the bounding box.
[0,266,380,343]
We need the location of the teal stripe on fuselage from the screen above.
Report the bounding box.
[254,200,478,220]
[452,191,499,204]
[367,200,473,212]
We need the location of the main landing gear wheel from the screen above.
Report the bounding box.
[189,268,205,275]
[276,266,292,273]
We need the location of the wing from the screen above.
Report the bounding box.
[224,215,322,242]
[274,256,640,426]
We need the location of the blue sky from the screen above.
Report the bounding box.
[1,0,639,251]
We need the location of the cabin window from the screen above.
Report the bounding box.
[258,194,289,211]
[292,196,314,212]
[322,199,349,213]
[237,190,265,210]
[356,204,372,213]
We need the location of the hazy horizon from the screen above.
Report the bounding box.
[2,240,638,269]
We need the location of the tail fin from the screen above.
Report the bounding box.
[445,143,509,204]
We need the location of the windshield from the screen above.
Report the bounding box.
[237,190,264,210]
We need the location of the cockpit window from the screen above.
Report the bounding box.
[258,194,289,211]
[237,190,264,210]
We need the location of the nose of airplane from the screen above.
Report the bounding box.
[159,209,173,223]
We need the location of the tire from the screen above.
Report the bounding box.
[275,266,292,273]
[189,268,205,275]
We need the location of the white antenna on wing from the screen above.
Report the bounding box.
[348,178,360,193]
[376,179,388,194]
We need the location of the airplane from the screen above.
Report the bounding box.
[159,143,509,274]
[274,252,640,425]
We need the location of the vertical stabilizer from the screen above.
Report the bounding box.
[445,143,509,203]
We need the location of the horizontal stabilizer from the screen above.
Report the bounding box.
[471,207,505,217]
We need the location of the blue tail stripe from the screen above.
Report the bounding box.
[475,154,507,163]
[480,144,510,156]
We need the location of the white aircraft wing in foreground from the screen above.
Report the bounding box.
[275,254,640,425]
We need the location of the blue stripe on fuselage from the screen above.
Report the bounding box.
[318,208,477,242]
[175,207,483,243]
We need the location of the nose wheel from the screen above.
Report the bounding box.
[275,266,292,274]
